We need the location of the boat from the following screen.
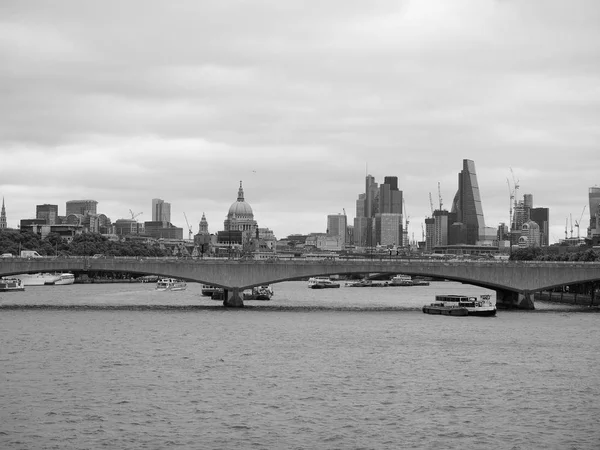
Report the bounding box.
[308,277,341,289]
[201,284,220,296]
[0,277,25,292]
[390,275,414,286]
[412,278,430,286]
[156,278,187,291]
[423,294,496,317]
[53,273,75,285]
[14,273,60,286]
[245,285,274,301]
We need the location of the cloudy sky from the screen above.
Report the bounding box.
[1,0,599,243]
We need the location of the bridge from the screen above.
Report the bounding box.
[2,257,599,309]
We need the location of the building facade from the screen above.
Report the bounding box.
[66,200,98,216]
[0,198,6,229]
[451,159,486,245]
[36,204,59,225]
[327,214,348,246]
[152,198,171,223]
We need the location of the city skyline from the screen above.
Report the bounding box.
[1,1,599,242]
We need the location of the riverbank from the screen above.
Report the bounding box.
[535,291,600,307]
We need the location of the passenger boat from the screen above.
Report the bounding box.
[14,273,60,286]
[308,277,341,289]
[390,275,414,286]
[156,278,187,291]
[423,294,496,317]
[53,273,75,285]
[0,277,25,292]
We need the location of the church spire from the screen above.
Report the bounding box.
[237,181,244,202]
[0,197,7,229]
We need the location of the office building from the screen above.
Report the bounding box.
[451,159,486,245]
[379,176,403,214]
[152,198,171,223]
[530,207,549,247]
[327,214,347,246]
[36,204,59,225]
[589,187,600,234]
[66,200,97,216]
[375,213,402,246]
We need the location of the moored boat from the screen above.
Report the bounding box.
[244,285,274,301]
[0,277,25,292]
[390,274,413,286]
[54,273,75,285]
[14,273,60,286]
[201,284,220,296]
[156,278,187,291]
[345,278,373,287]
[308,277,340,289]
[423,294,496,317]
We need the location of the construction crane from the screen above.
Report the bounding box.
[506,178,515,230]
[402,198,409,247]
[429,192,434,215]
[570,213,573,239]
[129,209,143,220]
[509,167,520,228]
[183,212,193,240]
[565,217,568,240]
[342,208,346,216]
[574,205,587,239]
[437,182,443,210]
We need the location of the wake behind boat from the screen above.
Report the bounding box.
[423,294,496,317]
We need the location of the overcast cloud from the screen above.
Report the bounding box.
[1,0,599,242]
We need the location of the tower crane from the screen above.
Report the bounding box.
[129,209,143,220]
[574,205,587,239]
[429,192,434,215]
[437,182,443,210]
[510,167,520,228]
[183,212,193,240]
[570,213,573,239]
[506,178,515,230]
[402,198,409,248]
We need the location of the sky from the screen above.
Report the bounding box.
[1,0,599,243]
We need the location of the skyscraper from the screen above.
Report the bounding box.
[451,159,486,245]
[152,198,171,223]
[530,207,549,247]
[327,214,348,246]
[588,187,600,232]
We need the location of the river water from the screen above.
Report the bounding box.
[1,281,599,449]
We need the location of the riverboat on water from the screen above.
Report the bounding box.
[390,275,413,286]
[423,294,496,317]
[245,285,274,301]
[53,273,75,285]
[0,277,25,292]
[14,273,60,286]
[345,278,373,287]
[308,277,341,289]
[156,278,187,291]
[201,284,220,296]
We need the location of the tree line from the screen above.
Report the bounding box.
[509,246,600,262]
[0,230,170,257]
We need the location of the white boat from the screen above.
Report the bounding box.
[54,273,75,285]
[156,278,187,291]
[245,285,274,300]
[0,277,25,292]
[308,277,340,289]
[390,275,414,286]
[14,273,60,286]
[423,294,497,317]
[345,278,373,287]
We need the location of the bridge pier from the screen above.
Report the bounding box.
[496,289,535,310]
[223,288,244,308]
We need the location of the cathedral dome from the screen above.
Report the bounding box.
[227,181,253,218]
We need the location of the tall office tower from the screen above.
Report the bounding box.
[433,209,449,247]
[375,213,402,246]
[513,195,532,232]
[589,187,600,232]
[66,200,98,216]
[355,193,365,218]
[364,175,379,247]
[152,198,171,223]
[530,207,549,246]
[198,213,209,234]
[36,204,59,225]
[353,216,369,246]
[0,197,6,229]
[379,176,403,214]
[451,159,486,245]
[327,214,348,246]
[424,217,435,251]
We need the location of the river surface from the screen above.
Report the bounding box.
[1,281,599,449]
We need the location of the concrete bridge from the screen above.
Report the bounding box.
[2,257,600,309]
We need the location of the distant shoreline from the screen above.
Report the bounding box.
[535,292,599,307]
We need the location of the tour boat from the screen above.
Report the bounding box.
[345,278,373,287]
[308,277,341,289]
[0,277,25,292]
[390,275,414,286]
[14,273,60,286]
[423,294,496,317]
[54,273,75,285]
[245,285,274,300]
[156,278,187,291]
[201,284,220,296]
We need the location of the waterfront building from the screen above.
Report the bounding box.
[66,200,97,216]
[114,219,145,236]
[36,204,58,225]
[151,198,171,224]
[0,198,6,229]
[327,214,347,246]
